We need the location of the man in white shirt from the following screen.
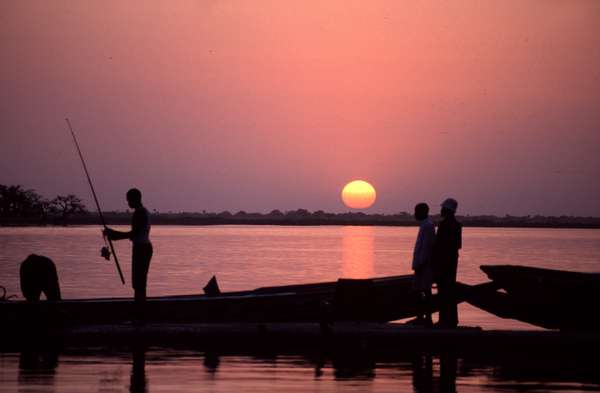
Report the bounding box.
[411,202,435,326]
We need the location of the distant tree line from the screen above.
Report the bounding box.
[100,208,600,228]
[0,184,87,225]
[2,184,599,228]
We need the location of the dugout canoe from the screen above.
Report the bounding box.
[0,275,456,326]
[465,265,600,330]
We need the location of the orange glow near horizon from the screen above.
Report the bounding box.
[341,180,377,209]
[1,2,599,215]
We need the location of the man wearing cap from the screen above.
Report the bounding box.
[433,198,462,328]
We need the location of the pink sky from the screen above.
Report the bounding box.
[1,1,599,215]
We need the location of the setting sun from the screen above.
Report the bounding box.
[341,180,377,209]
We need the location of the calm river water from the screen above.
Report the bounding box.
[1,225,600,392]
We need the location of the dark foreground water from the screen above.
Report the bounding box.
[1,348,599,393]
[1,226,600,392]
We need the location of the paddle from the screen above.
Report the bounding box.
[66,118,126,285]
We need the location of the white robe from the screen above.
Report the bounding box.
[412,217,435,291]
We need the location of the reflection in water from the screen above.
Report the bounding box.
[203,352,220,375]
[341,226,375,278]
[130,348,147,393]
[412,353,433,393]
[411,353,458,393]
[18,350,59,393]
[439,352,458,393]
[5,348,599,392]
[331,350,376,380]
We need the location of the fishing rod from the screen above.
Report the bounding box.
[66,118,125,285]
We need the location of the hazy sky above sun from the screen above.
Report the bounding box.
[1,1,599,215]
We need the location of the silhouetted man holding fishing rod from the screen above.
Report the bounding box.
[104,188,153,324]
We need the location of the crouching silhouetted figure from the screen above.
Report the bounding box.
[20,254,62,302]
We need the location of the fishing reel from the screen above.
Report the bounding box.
[100,246,111,260]
[101,230,112,260]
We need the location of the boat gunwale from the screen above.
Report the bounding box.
[0,275,414,305]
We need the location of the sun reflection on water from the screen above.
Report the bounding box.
[341,226,375,279]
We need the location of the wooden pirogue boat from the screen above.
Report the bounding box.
[465,265,600,330]
[1,275,451,326]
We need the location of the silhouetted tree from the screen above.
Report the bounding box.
[217,211,232,218]
[50,194,87,221]
[37,198,56,222]
[0,184,43,219]
[286,209,311,217]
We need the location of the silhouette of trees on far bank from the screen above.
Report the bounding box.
[2,184,599,228]
[99,209,600,228]
[0,184,87,225]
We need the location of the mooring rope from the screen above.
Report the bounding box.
[0,286,17,301]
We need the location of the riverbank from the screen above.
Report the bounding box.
[3,211,600,229]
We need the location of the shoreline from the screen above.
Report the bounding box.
[2,221,600,229]
[3,207,599,229]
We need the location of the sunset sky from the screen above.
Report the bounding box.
[2,1,599,215]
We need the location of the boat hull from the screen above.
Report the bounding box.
[1,275,451,326]
[465,265,600,330]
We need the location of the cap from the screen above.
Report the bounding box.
[441,198,458,213]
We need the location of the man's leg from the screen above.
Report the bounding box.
[447,263,458,327]
[131,244,146,322]
[437,280,448,326]
[418,290,426,321]
[423,288,433,326]
[132,244,152,323]
[447,282,458,328]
